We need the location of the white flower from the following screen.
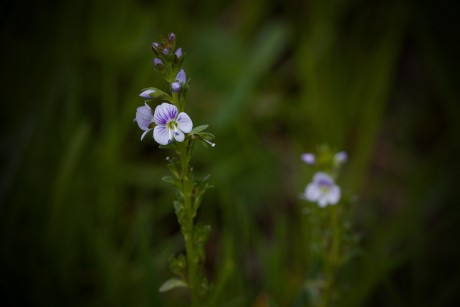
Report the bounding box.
[152,103,193,145]
[305,172,341,207]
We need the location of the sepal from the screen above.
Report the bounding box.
[139,87,172,101]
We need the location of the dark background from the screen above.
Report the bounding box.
[1,0,460,305]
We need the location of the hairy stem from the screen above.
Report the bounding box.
[321,206,341,307]
[178,140,199,306]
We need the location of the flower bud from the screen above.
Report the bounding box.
[301,153,315,165]
[174,48,183,60]
[334,151,347,166]
[175,69,186,84]
[153,58,165,71]
[151,42,160,55]
[139,87,169,100]
[139,89,156,99]
[162,48,169,56]
[168,33,176,44]
[171,81,181,93]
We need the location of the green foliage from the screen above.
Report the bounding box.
[1,0,460,306]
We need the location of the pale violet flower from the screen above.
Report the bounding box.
[301,153,315,165]
[152,102,192,145]
[305,172,341,207]
[334,151,347,166]
[172,69,186,93]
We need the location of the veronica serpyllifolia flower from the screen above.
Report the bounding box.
[305,172,341,207]
[152,102,193,145]
[172,69,186,93]
[301,153,315,165]
[135,103,155,140]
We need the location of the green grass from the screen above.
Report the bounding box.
[1,0,460,306]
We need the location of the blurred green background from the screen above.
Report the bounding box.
[1,0,460,306]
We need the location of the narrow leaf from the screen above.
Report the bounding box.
[159,278,188,293]
[190,124,209,134]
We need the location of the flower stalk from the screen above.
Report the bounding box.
[300,146,358,306]
[135,33,214,305]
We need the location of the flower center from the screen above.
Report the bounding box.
[317,179,333,193]
[166,120,177,130]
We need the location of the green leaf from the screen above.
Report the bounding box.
[190,125,209,134]
[162,176,180,187]
[159,278,188,293]
[199,132,215,140]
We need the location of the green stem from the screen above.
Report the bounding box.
[321,206,341,307]
[178,140,199,306]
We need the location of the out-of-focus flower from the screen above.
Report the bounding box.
[301,153,315,165]
[152,103,193,145]
[135,103,155,140]
[334,151,347,166]
[305,172,341,207]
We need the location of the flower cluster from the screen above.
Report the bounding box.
[301,150,347,207]
[133,33,211,147]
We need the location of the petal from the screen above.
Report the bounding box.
[175,69,186,83]
[305,183,321,202]
[313,172,334,185]
[326,186,341,205]
[135,103,153,130]
[139,89,155,99]
[318,196,329,207]
[153,58,164,66]
[154,126,171,145]
[177,112,193,133]
[140,128,152,141]
[154,103,178,125]
[173,128,185,142]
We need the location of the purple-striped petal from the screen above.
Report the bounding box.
[135,103,154,130]
[313,172,333,187]
[154,103,178,125]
